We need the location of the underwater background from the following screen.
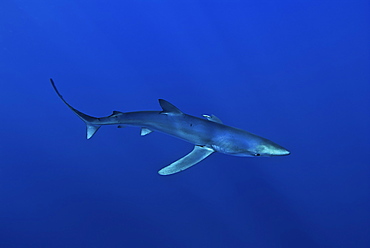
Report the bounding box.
[0,1,369,247]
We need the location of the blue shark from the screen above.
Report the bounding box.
[50,79,290,175]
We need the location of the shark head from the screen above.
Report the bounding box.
[239,131,291,157]
[212,129,290,157]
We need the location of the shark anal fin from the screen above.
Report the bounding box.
[159,99,183,115]
[141,127,153,136]
[202,114,223,124]
[158,145,214,175]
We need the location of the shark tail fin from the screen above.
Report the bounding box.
[86,124,101,139]
[50,78,102,139]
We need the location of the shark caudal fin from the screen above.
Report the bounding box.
[50,78,101,139]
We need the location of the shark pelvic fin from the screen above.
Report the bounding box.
[202,114,223,124]
[158,145,214,175]
[141,127,153,136]
[158,99,183,115]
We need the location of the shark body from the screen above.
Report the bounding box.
[50,79,290,175]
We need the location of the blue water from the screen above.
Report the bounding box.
[1,1,369,247]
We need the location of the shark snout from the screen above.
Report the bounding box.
[278,148,290,156]
[260,142,290,156]
[272,146,290,156]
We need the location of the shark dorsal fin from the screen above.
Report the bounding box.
[109,111,123,117]
[158,99,183,115]
[202,114,223,124]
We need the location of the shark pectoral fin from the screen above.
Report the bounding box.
[158,146,214,176]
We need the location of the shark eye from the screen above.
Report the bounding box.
[254,153,261,156]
